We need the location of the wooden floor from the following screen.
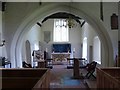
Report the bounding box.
[49,64,97,89]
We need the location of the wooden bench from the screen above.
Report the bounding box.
[96,67,120,89]
[1,68,50,89]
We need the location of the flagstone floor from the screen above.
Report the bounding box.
[49,64,89,89]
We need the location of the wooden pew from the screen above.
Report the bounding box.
[96,67,120,89]
[1,68,50,89]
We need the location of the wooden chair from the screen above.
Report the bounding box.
[85,61,97,79]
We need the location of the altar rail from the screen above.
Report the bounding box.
[96,67,120,89]
[1,68,50,89]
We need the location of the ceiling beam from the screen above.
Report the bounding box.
[41,12,82,24]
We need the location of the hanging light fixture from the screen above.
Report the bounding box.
[55,15,76,29]
[54,1,76,29]
[66,15,76,28]
[66,1,77,29]
[54,0,77,29]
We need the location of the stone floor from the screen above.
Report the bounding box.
[49,64,91,89]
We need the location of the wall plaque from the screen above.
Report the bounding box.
[44,31,51,43]
[111,13,118,29]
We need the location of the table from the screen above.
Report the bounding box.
[52,53,70,62]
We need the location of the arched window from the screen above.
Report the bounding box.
[82,37,87,60]
[93,36,101,64]
[34,44,39,50]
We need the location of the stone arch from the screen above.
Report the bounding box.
[10,4,113,68]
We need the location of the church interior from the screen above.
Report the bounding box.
[0,1,120,89]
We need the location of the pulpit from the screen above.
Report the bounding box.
[73,58,79,79]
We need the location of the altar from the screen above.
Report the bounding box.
[52,53,70,62]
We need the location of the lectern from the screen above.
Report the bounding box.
[73,58,79,79]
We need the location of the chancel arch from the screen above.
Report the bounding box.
[11,4,113,68]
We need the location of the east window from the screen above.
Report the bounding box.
[53,19,69,42]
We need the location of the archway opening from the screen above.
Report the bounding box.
[93,36,101,64]
[11,4,113,68]
[82,37,87,60]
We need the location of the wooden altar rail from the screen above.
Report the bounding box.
[96,67,120,89]
[1,68,50,89]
